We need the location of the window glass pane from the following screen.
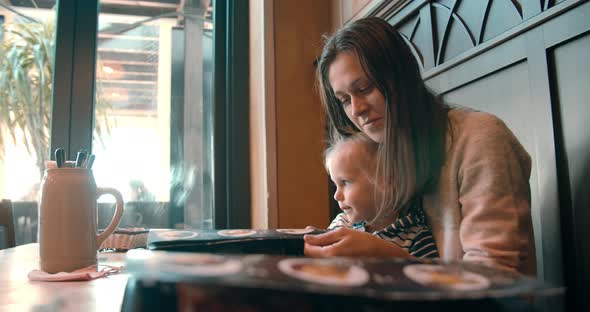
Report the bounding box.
[0,2,57,246]
[93,1,214,230]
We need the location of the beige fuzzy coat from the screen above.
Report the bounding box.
[424,109,536,276]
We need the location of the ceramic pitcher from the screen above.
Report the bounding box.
[39,168,124,273]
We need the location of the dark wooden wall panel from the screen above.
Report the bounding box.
[368,0,590,310]
[481,0,523,42]
[550,31,590,312]
[453,0,487,43]
[441,62,533,153]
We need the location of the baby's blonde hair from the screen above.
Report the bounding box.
[324,132,380,185]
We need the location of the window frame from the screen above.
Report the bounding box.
[213,0,251,229]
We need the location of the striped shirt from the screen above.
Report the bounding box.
[328,206,439,259]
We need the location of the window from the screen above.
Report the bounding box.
[92,1,215,230]
[0,0,249,246]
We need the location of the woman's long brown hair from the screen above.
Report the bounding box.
[316,17,449,221]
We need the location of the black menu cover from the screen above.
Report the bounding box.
[147,228,325,255]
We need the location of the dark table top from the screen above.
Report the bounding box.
[119,228,563,311]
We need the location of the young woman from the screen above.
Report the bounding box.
[304,17,536,275]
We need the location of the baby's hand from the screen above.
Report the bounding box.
[303,227,411,258]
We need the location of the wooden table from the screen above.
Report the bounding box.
[0,244,129,311]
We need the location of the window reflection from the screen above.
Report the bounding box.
[93,1,214,230]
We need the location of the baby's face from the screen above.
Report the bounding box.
[327,142,380,224]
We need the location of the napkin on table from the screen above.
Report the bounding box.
[28,265,122,282]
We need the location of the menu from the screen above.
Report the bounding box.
[147,228,323,255]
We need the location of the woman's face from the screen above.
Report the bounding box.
[328,52,387,143]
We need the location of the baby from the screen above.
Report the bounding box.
[324,132,439,258]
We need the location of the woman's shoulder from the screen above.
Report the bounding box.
[446,107,530,169]
[448,108,514,141]
[449,107,505,128]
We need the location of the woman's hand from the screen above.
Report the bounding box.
[303,227,411,258]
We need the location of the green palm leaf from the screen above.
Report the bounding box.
[0,18,112,178]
